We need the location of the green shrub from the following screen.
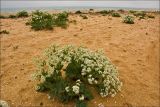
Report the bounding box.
[30,11,55,30]
[138,16,145,20]
[118,9,125,13]
[75,10,82,14]
[123,16,134,24]
[97,10,114,16]
[80,15,88,19]
[129,10,136,14]
[0,30,9,34]
[17,10,29,18]
[0,15,7,19]
[147,14,155,18]
[33,45,122,107]
[54,12,69,28]
[112,12,121,17]
[133,11,146,17]
[29,11,69,30]
[9,15,17,18]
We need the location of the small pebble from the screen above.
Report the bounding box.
[14,76,17,79]
[40,102,43,106]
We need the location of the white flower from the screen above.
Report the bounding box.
[88,74,92,77]
[94,80,98,84]
[79,95,84,101]
[76,79,81,83]
[88,78,93,84]
[65,86,70,92]
[86,67,91,72]
[72,85,79,94]
[81,72,86,76]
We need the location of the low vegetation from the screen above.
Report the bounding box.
[33,45,122,107]
[69,20,77,24]
[118,9,125,13]
[75,10,82,14]
[28,11,69,30]
[80,15,88,19]
[112,12,121,17]
[9,15,17,19]
[0,30,9,34]
[17,10,29,18]
[133,11,146,17]
[123,15,134,24]
[97,10,114,15]
[129,10,137,14]
[54,12,69,28]
[30,11,55,30]
[0,15,7,19]
[147,14,155,18]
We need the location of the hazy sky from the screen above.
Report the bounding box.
[1,1,159,9]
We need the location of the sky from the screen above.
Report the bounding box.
[1,1,159,9]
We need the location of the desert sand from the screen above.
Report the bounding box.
[0,11,160,107]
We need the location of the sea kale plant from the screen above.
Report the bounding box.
[30,11,55,30]
[33,45,122,107]
[123,15,134,24]
[29,11,69,30]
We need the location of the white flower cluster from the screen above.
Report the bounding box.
[87,74,98,84]
[79,94,84,101]
[65,79,81,95]
[34,45,122,98]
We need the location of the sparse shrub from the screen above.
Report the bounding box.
[123,16,134,24]
[97,10,114,15]
[70,20,77,24]
[30,11,54,30]
[129,10,136,14]
[138,16,145,20]
[25,21,31,25]
[54,12,69,28]
[80,15,88,19]
[33,45,122,107]
[147,14,155,18]
[17,10,29,18]
[75,10,82,14]
[133,11,146,17]
[0,15,7,19]
[89,9,94,11]
[0,30,9,34]
[29,11,69,30]
[118,9,125,13]
[9,15,17,18]
[112,12,121,17]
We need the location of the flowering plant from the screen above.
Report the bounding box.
[123,15,134,24]
[29,11,69,30]
[33,45,122,107]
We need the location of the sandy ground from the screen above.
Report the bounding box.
[0,12,160,107]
